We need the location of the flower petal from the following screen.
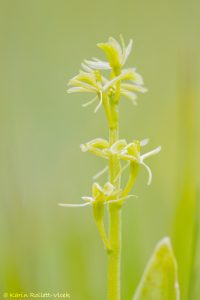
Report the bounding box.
[121,68,144,85]
[109,37,123,61]
[58,202,91,207]
[140,146,161,161]
[85,59,111,70]
[80,138,109,151]
[140,138,150,147]
[94,91,103,113]
[82,96,98,107]
[98,41,121,73]
[110,139,127,153]
[120,90,138,105]
[92,182,103,198]
[107,194,137,204]
[71,71,98,88]
[82,196,94,202]
[81,63,92,72]
[103,182,114,196]
[68,78,98,93]
[122,39,133,65]
[121,83,147,93]
[141,161,153,185]
[67,87,94,93]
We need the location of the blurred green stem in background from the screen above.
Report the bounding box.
[172,52,198,300]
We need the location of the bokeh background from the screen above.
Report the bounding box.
[0,0,200,299]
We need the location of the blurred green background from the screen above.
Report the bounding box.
[0,0,199,299]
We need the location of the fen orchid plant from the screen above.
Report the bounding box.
[60,36,180,300]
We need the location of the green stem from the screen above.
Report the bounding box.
[108,203,121,300]
[107,109,122,300]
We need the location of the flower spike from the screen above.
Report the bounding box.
[63,37,163,299]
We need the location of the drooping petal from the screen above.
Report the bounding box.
[120,90,138,105]
[82,96,98,107]
[132,73,144,85]
[121,83,147,93]
[141,161,153,185]
[94,91,103,113]
[121,68,144,85]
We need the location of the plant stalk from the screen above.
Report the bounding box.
[107,103,122,300]
[108,203,121,300]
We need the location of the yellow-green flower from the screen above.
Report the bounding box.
[81,138,161,185]
[67,36,147,110]
[58,182,118,208]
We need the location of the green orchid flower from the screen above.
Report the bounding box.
[81,138,161,185]
[67,36,147,111]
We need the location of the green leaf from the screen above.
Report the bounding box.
[133,237,180,300]
[172,183,197,300]
[172,61,198,300]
